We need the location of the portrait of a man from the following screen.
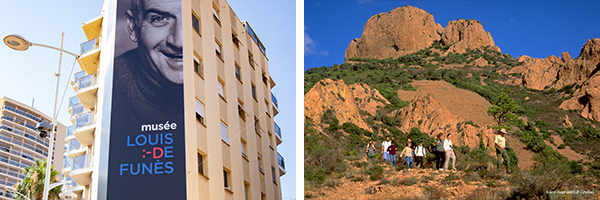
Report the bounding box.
[107,0,187,199]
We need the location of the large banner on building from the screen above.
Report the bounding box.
[107,0,186,199]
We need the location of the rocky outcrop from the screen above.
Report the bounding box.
[304,79,371,131]
[560,73,600,121]
[441,19,501,55]
[578,38,600,64]
[505,55,560,90]
[349,83,389,116]
[345,6,443,61]
[394,96,496,149]
[563,115,573,128]
[557,38,600,121]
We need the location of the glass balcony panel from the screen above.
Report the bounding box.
[23,143,34,151]
[72,154,88,170]
[77,73,97,90]
[80,37,99,55]
[271,93,278,109]
[9,159,19,167]
[13,129,23,136]
[68,139,82,152]
[274,122,281,139]
[0,156,7,163]
[63,156,72,170]
[69,96,81,107]
[71,103,84,117]
[25,124,36,131]
[1,125,13,132]
[278,153,285,170]
[75,112,93,128]
[66,126,74,137]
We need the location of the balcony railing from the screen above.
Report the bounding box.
[75,111,94,129]
[70,103,84,117]
[75,72,97,91]
[69,96,80,108]
[278,153,285,170]
[80,37,99,55]
[66,126,74,137]
[271,92,278,109]
[68,138,82,153]
[2,105,43,123]
[72,153,91,170]
[274,122,281,139]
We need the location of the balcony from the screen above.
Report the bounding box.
[274,121,282,145]
[66,152,93,186]
[2,105,42,123]
[277,153,286,176]
[68,97,85,120]
[73,111,95,146]
[74,72,98,110]
[82,15,103,40]
[271,92,279,116]
[66,138,87,158]
[77,37,101,74]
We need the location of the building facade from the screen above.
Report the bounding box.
[0,96,66,199]
[66,0,285,199]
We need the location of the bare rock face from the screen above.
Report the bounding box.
[345,6,442,61]
[578,38,600,64]
[441,19,501,55]
[563,115,573,128]
[506,55,560,90]
[394,96,496,149]
[554,52,599,89]
[304,79,371,131]
[561,74,600,121]
[473,57,488,67]
[349,83,389,116]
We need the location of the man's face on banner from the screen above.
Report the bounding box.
[127,0,183,84]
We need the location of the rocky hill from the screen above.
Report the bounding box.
[306,5,600,200]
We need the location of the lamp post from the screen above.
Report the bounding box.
[5,186,30,200]
[4,34,78,200]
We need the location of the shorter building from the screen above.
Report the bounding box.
[0,96,66,199]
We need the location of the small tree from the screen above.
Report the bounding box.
[487,92,519,127]
[14,159,62,200]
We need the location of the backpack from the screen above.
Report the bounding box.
[427,144,437,153]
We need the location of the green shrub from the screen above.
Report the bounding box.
[558,144,566,149]
[402,177,418,186]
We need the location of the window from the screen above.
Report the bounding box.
[212,4,221,25]
[254,117,259,135]
[223,169,229,189]
[262,72,268,86]
[235,63,241,81]
[272,166,277,183]
[251,83,256,100]
[238,100,246,121]
[268,132,272,147]
[220,121,228,143]
[241,140,247,158]
[265,101,269,115]
[258,154,263,172]
[261,193,266,200]
[192,12,201,35]
[232,31,240,49]
[195,99,205,125]
[215,40,223,60]
[244,182,250,200]
[248,51,255,69]
[197,152,205,176]
[194,57,203,78]
[218,79,225,99]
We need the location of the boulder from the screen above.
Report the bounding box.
[345,6,442,61]
[506,55,559,90]
[349,83,389,116]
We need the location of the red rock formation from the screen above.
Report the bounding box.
[304,79,371,131]
[441,19,501,55]
[349,83,389,116]
[394,96,496,149]
[345,6,443,61]
[505,55,560,90]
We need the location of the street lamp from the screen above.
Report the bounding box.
[5,186,30,200]
[4,33,78,200]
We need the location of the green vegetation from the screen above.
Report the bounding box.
[305,43,600,198]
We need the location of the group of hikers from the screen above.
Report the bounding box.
[365,128,511,173]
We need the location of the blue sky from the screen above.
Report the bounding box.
[304,0,600,71]
[0,0,296,199]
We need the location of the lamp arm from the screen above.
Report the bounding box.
[31,43,79,57]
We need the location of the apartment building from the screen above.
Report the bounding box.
[66,0,285,199]
[0,97,66,199]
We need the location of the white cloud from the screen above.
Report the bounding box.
[304,25,329,56]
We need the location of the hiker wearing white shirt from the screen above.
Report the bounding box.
[414,141,427,169]
[495,128,511,174]
[381,136,392,164]
[444,133,457,171]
